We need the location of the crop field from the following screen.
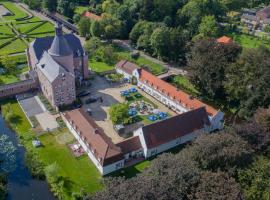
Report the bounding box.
[0,1,55,55]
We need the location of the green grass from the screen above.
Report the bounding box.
[0,25,14,35]
[15,21,43,34]
[89,59,114,73]
[0,39,27,54]
[75,6,88,14]
[1,2,28,21]
[170,75,200,97]
[37,132,103,197]
[0,74,19,84]
[28,22,55,34]
[114,46,166,75]
[229,33,270,49]
[27,31,55,39]
[0,38,13,46]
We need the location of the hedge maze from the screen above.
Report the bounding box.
[0,1,55,55]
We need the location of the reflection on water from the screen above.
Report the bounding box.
[0,116,55,200]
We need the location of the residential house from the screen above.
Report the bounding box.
[115,60,140,80]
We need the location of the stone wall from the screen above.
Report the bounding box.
[0,74,39,99]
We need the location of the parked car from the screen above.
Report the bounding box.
[87,108,92,115]
[85,98,97,104]
[73,103,82,109]
[77,91,90,97]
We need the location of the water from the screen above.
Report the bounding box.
[0,117,55,200]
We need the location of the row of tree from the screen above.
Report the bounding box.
[188,39,270,118]
[89,107,270,200]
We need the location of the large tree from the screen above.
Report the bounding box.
[188,39,241,99]
[225,46,270,118]
[198,15,219,38]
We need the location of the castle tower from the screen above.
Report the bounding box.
[48,23,74,73]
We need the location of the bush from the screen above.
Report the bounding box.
[130,51,140,59]
[25,150,45,179]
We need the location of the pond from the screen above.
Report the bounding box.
[0,116,55,200]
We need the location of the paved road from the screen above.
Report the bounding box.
[112,39,187,76]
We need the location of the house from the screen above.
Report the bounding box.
[217,36,233,44]
[256,6,270,20]
[63,108,125,175]
[62,107,212,175]
[134,107,210,158]
[115,60,140,80]
[82,11,102,21]
[27,23,89,108]
[137,69,224,131]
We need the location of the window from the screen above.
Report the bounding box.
[116,162,123,169]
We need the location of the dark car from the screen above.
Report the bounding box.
[85,98,97,104]
[73,103,82,109]
[77,91,90,97]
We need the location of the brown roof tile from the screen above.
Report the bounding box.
[139,69,218,116]
[142,107,210,149]
[82,11,102,21]
[116,136,142,155]
[115,60,140,75]
[64,109,123,166]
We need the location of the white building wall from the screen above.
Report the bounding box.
[62,115,125,175]
[116,68,132,80]
[134,128,148,157]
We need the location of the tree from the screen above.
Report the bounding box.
[188,39,241,99]
[109,103,129,125]
[57,0,75,18]
[1,54,16,74]
[188,132,252,172]
[225,46,270,118]
[198,15,219,38]
[94,45,118,65]
[78,17,91,37]
[238,156,270,200]
[0,135,16,173]
[150,27,170,59]
[90,20,103,37]
[42,0,57,12]
[84,37,102,56]
[192,171,243,200]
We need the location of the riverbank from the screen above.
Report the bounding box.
[0,114,54,200]
[0,99,103,199]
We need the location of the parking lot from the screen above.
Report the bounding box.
[80,76,175,143]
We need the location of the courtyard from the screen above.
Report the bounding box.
[80,76,175,143]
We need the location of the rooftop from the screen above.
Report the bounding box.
[141,107,210,149]
[83,11,102,21]
[217,36,233,44]
[115,60,140,75]
[64,109,124,166]
[139,69,218,116]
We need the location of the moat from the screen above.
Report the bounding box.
[0,116,55,200]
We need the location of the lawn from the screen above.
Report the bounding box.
[15,21,44,34]
[28,22,55,34]
[0,1,28,21]
[0,38,13,46]
[37,132,103,197]
[0,38,27,54]
[89,59,114,73]
[229,33,270,49]
[75,6,88,14]
[0,25,14,35]
[169,75,200,97]
[114,46,166,75]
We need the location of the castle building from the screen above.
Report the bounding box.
[27,24,89,107]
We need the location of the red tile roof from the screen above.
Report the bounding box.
[82,11,102,21]
[116,136,142,155]
[139,69,218,116]
[64,109,123,166]
[217,36,233,44]
[142,107,210,149]
[115,60,140,75]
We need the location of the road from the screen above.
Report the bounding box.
[112,39,188,77]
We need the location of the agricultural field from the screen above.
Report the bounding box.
[0,1,55,56]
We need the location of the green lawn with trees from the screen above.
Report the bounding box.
[229,33,270,49]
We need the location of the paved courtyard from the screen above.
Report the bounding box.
[81,76,176,143]
[35,112,59,131]
[18,96,45,117]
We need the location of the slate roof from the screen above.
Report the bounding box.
[37,51,66,82]
[64,109,124,166]
[30,34,84,61]
[141,107,210,149]
[48,24,73,56]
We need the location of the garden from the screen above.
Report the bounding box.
[0,1,55,56]
[109,88,169,126]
